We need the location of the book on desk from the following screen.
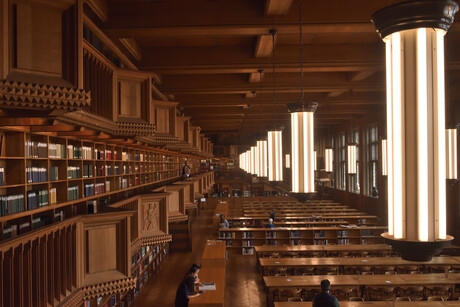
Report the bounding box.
[199,282,216,291]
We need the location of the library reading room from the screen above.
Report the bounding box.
[3,0,460,306]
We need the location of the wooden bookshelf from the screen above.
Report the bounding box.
[0,129,203,241]
[219,226,387,255]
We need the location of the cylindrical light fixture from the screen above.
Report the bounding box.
[446,128,457,180]
[246,150,251,173]
[288,102,317,193]
[372,0,457,261]
[325,148,333,173]
[381,139,388,176]
[314,151,317,171]
[285,154,291,169]
[267,128,283,181]
[258,140,268,177]
[250,146,257,175]
[347,144,357,174]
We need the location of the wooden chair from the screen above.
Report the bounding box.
[425,285,450,299]
[278,288,302,302]
[427,296,444,301]
[395,297,411,301]
[398,286,424,301]
[398,265,418,274]
[296,267,315,276]
[270,267,287,276]
[331,287,355,301]
[427,265,451,273]
[349,297,364,301]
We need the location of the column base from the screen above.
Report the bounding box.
[381,232,454,261]
[290,192,316,202]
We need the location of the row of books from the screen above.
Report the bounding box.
[0,194,25,216]
[314,230,326,238]
[26,167,47,183]
[313,239,329,245]
[219,232,235,239]
[67,166,81,179]
[242,231,254,238]
[337,230,349,237]
[84,183,95,197]
[266,231,277,238]
[27,189,48,209]
[50,166,58,181]
[290,230,301,238]
[50,188,57,204]
[68,186,79,201]
[0,167,4,186]
[26,141,47,158]
[67,145,83,159]
[338,239,350,245]
[242,239,254,247]
[290,239,302,245]
[49,143,66,158]
[82,164,94,178]
[242,247,254,255]
[94,182,105,195]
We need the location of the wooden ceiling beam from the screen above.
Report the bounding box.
[254,34,277,58]
[0,118,48,126]
[57,130,97,137]
[119,38,143,62]
[29,124,77,132]
[248,71,264,83]
[265,0,293,16]
[104,23,375,38]
[348,70,378,82]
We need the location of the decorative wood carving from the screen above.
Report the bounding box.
[0,80,90,110]
[82,277,136,300]
[116,121,156,136]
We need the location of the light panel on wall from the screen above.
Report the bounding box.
[314,151,317,171]
[347,144,357,174]
[267,129,283,181]
[288,102,317,193]
[446,128,457,180]
[285,154,290,169]
[325,148,333,173]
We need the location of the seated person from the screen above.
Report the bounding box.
[269,209,276,221]
[175,264,202,307]
[218,214,230,228]
[313,279,340,307]
[264,218,275,228]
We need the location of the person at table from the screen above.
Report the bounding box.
[175,264,202,307]
[218,214,229,228]
[265,218,275,228]
[269,209,276,221]
[313,279,340,307]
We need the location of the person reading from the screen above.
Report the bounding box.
[312,279,340,307]
[264,218,275,228]
[218,214,229,228]
[182,160,191,178]
[175,264,202,307]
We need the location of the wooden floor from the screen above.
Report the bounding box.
[133,208,267,307]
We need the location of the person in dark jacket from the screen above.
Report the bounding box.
[269,209,276,221]
[312,279,340,307]
[175,264,202,307]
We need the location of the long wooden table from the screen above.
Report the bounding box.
[260,256,460,274]
[274,302,460,307]
[264,273,460,296]
[254,244,460,258]
[189,267,226,307]
[201,240,227,268]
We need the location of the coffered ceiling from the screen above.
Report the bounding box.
[101,0,460,137]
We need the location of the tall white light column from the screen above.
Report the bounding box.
[258,140,268,177]
[288,103,317,193]
[325,148,333,173]
[267,129,283,181]
[372,0,457,260]
[446,129,457,180]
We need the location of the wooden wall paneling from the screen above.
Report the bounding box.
[62,2,81,87]
[2,249,12,307]
[46,232,54,305]
[0,0,8,79]
[39,237,47,307]
[22,242,31,307]
[153,100,178,135]
[13,245,22,307]
[31,239,39,307]
[76,0,83,88]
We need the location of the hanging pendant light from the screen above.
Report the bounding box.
[325,148,333,173]
[372,0,457,261]
[267,29,284,182]
[446,128,457,180]
[347,144,357,174]
[289,0,317,197]
[381,139,388,176]
[285,154,291,169]
[258,139,268,177]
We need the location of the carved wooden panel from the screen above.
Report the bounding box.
[118,79,141,117]
[87,226,117,274]
[142,201,160,232]
[168,190,179,212]
[176,117,185,140]
[16,2,62,75]
[156,108,170,133]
